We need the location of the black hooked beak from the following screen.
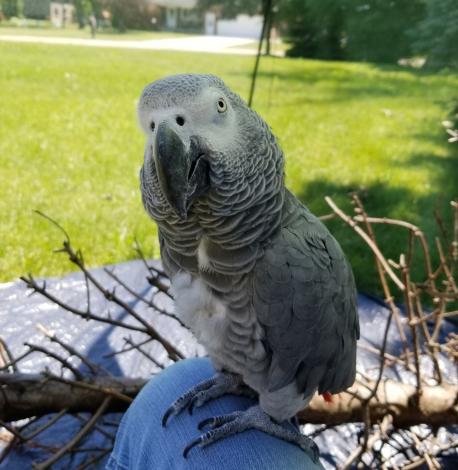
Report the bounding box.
[154,122,209,220]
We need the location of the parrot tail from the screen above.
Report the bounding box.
[322,391,333,403]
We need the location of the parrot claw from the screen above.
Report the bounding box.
[184,405,320,463]
[198,413,237,431]
[161,407,175,427]
[183,436,203,459]
[162,372,252,427]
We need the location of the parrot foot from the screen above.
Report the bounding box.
[162,372,255,427]
[184,405,319,463]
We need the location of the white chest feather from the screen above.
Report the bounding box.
[170,272,228,362]
[170,270,307,421]
[197,238,211,272]
[170,269,266,374]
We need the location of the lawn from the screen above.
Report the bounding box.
[0,24,188,40]
[1,42,457,296]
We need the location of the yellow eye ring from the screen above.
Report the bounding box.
[217,98,227,113]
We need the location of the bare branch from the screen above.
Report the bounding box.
[325,196,405,290]
[36,324,109,377]
[21,274,151,335]
[32,396,112,470]
[0,339,18,373]
[0,372,146,421]
[103,268,186,328]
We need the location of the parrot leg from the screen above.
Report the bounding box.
[162,372,256,427]
[184,405,319,463]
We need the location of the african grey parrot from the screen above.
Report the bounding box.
[138,74,359,462]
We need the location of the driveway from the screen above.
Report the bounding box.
[0,34,257,55]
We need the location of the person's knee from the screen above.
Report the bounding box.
[136,358,213,405]
[118,358,215,431]
[108,359,324,470]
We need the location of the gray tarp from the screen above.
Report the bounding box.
[0,260,456,469]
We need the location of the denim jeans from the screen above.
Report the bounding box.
[106,358,324,470]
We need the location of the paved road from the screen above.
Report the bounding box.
[0,34,257,55]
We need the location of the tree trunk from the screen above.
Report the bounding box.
[2,373,457,427]
[300,379,458,428]
[0,372,146,421]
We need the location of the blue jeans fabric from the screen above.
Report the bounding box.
[106,358,324,470]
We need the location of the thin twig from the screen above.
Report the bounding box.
[353,215,436,290]
[24,342,84,380]
[0,339,18,373]
[32,396,112,470]
[21,274,151,335]
[103,336,154,359]
[73,414,116,440]
[31,212,182,361]
[400,256,422,396]
[124,337,165,369]
[103,268,186,328]
[352,195,410,358]
[45,374,134,404]
[325,197,405,290]
[74,448,112,470]
[36,324,109,376]
[22,408,69,441]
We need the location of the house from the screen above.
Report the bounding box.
[210,14,262,39]
[151,0,262,38]
[153,0,201,31]
[50,2,74,27]
[22,0,74,25]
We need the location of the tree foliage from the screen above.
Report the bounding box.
[73,0,93,28]
[280,0,345,60]
[344,0,425,63]
[197,0,260,18]
[23,0,50,20]
[0,0,18,18]
[411,0,458,68]
[100,0,159,32]
[282,0,425,63]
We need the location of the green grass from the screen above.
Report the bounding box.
[0,24,188,40]
[0,42,457,296]
[229,39,288,55]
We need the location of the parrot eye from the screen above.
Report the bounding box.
[150,121,155,132]
[217,98,227,113]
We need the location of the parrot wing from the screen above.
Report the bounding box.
[253,190,360,397]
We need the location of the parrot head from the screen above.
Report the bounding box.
[138,74,282,220]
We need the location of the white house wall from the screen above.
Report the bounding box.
[154,0,196,9]
[216,14,262,39]
[50,2,75,28]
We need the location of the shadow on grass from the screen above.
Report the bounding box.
[297,148,457,296]
[236,61,458,108]
[297,180,412,295]
[237,56,458,296]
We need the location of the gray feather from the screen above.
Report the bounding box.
[138,74,359,421]
[253,190,359,396]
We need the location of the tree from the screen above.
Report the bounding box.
[281,0,346,60]
[0,0,18,18]
[197,0,260,18]
[411,0,458,68]
[344,0,425,63]
[23,0,50,20]
[73,0,92,28]
[282,0,426,63]
[100,0,159,32]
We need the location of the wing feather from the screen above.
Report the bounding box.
[252,191,359,396]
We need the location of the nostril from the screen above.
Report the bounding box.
[176,116,185,126]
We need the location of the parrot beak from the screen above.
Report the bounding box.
[154,122,209,220]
